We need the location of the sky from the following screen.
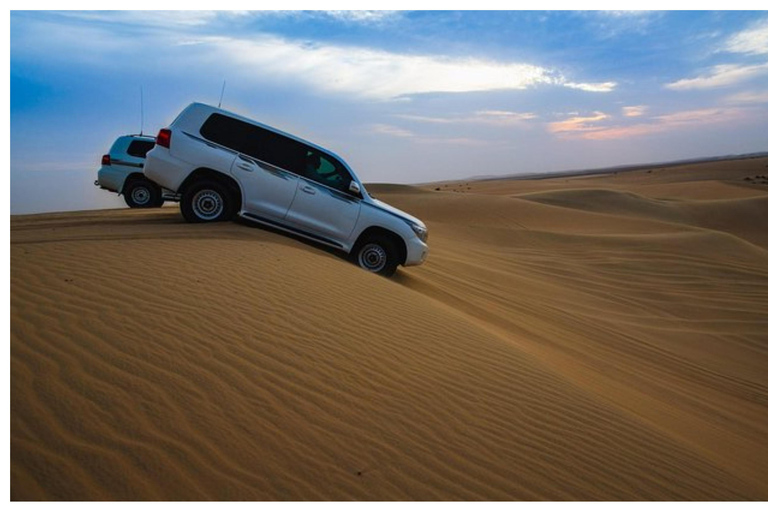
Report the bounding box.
[9,8,768,214]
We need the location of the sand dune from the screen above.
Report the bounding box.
[11,157,768,500]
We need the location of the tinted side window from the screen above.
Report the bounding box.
[302,150,352,193]
[200,114,258,156]
[200,113,305,174]
[126,140,155,158]
[256,129,306,174]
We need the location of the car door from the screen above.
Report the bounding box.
[231,154,299,220]
[284,150,361,244]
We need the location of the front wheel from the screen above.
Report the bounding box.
[353,237,399,277]
[124,179,161,208]
[180,180,234,223]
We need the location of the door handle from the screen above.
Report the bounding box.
[301,185,316,195]
[237,162,254,172]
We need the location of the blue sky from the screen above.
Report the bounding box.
[9,9,768,214]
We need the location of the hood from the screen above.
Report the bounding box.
[369,198,425,227]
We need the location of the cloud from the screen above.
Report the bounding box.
[474,110,539,123]
[417,137,491,146]
[12,13,616,100]
[55,10,241,27]
[208,35,615,99]
[548,112,610,134]
[397,110,537,125]
[370,124,414,138]
[581,10,661,38]
[724,90,768,104]
[370,110,537,146]
[424,137,492,147]
[622,105,648,117]
[551,107,750,140]
[369,123,489,146]
[665,63,768,90]
[666,19,768,92]
[725,18,768,55]
[560,81,617,93]
[654,108,745,125]
[323,11,400,24]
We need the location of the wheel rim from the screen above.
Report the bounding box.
[192,189,224,220]
[131,186,151,206]
[358,243,387,272]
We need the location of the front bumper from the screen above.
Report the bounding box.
[403,237,429,267]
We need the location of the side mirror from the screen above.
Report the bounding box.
[349,181,361,196]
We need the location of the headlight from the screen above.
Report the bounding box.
[410,222,428,243]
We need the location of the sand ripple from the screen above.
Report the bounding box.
[11,158,768,499]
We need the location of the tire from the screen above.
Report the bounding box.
[180,180,234,223]
[124,179,161,208]
[354,236,399,277]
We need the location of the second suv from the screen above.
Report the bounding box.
[95,135,169,208]
[144,102,428,276]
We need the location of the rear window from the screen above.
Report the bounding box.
[126,140,156,158]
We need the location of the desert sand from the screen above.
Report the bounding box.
[10,156,768,500]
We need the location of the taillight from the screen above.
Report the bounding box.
[101,154,111,166]
[156,128,172,148]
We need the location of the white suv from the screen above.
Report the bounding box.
[144,102,428,276]
[95,134,170,208]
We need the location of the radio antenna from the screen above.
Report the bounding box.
[140,85,145,136]
[218,80,226,108]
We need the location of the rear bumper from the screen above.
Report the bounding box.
[94,180,117,193]
[95,168,121,193]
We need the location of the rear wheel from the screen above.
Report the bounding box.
[354,236,399,277]
[124,179,161,208]
[180,180,234,223]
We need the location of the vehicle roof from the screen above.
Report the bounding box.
[112,135,155,147]
[113,134,156,143]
